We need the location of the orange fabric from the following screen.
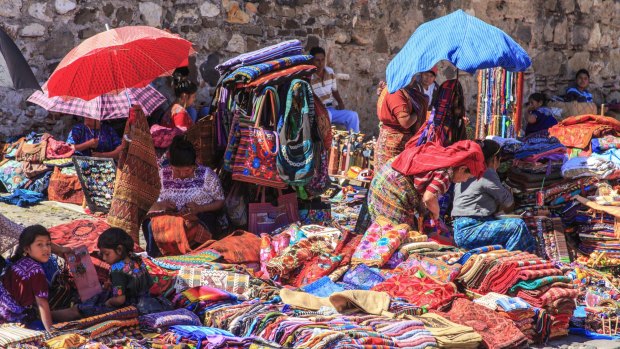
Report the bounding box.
[391,140,485,177]
[150,215,211,256]
[548,114,620,149]
[205,230,261,264]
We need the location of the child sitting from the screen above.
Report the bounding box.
[0,225,54,332]
[53,228,153,321]
[525,93,559,136]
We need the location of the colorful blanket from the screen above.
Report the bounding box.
[216,40,303,73]
[222,54,313,85]
[549,114,620,149]
[244,64,317,90]
[149,249,223,270]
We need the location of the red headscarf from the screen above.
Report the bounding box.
[391,140,486,177]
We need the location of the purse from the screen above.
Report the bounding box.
[15,137,48,163]
[46,137,75,159]
[277,79,315,186]
[232,87,287,189]
[223,92,254,172]
[248,188,299,236]
[48,167,84,205]
[298,200,332,225]
[66,246,102,302]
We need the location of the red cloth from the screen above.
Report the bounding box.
[2,257,48,307]
[548,114,620,149]
[170,106,193,129]
[377,88,426,134]
[49,219,110,253]
[391,140,485,177]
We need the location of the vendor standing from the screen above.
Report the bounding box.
[374,78,429,171]
[368,140,485,228]
[66,118,122,158]
[452,139,536,252]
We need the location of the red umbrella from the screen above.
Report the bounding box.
[46,26,194,100]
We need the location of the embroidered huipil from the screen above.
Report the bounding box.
[157,166,225,211]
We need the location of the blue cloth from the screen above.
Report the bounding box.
[66,123,121,156]
[186,106,198,123]
[386,10,531,93]
[453,216,536,252]
[496,297,530,311]
[0,189,44,207]
[565,87,593,103]
[525,108,558,135]
[301,276,345,297]
[40,254,60,284]
[327,107,360,132]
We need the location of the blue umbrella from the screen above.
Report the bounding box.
[386,10,531,93]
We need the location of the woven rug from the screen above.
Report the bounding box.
[107,106,161,242]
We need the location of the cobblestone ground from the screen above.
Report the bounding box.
[1,202,619,348]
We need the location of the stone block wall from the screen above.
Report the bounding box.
[0,0,618,138]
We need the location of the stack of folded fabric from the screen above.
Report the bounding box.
[473,293,537,343]
[562,156,620,179]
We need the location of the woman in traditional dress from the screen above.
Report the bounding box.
[374,78,429,171]
[66,117,122,158]
[452,140,536,252]
[368,140,485,229]
[143,136,225,256]
[525,93,558,136]
[166,77,198,129]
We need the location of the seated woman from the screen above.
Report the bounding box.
[452,140,536,252]
[368,140,485,229]
[143,136,225,256]
[67,117,122,158]
[525,93,558,136]
[565,69,593,103]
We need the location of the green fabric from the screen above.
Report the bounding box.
[508,276,572,293]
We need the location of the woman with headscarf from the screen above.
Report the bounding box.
[452,140,535,252]
[374,78,429,171]
[368,140,485,229]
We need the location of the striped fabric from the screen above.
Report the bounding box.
[175,267,250,295]
[0,325,44,346]
[28,85,166,120]
[243,64,316,90]
[216,39,303,74]
[386,10,531,93]
[222,54,313,86]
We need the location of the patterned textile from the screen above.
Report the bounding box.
[109,257,152,302]
[150,214,212,256]
[301,276,345,297]
[2,257,48,311]
[293,252,342,287]
[0,213,22,255]
[223,54,313,86]
[0,160,28,192]
[0,282,26,323]
[157,166,224,212]
[351,217,410,267]
[259,232,291,278]
[107,106,161,242]
[207,230,262,264]
[266,236,332,281]
[80,318,140,339]
[516,287,579,308]
[509,276,573,294]
[216,39,302,74]
[175,267,250,295]
[141,257,176,297]
[53,306,139,332]
[341,264,385,290]
[395,256,461,283]
[440,298,528,349]
[368,160,419,227]
[452,245,504,265]
[591,135,620,153]
[45,333,88,349]
[373,267,460,311]
[374,127,414,174]
[0,324,44,347]
[419,313,482,348]
[243,65,317,90]
[49,219,110,252]
[453,216,536,252]
[149,249,222,270]
[549,114,620,149]
[139,308,201,331]
[181,286,238,303]
[66,123,122,156]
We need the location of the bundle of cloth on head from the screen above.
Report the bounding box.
[391,140,486,177]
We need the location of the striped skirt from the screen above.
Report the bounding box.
[453,216,536,252]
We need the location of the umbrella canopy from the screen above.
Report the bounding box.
[28,84,166,120]
[46,25,194,100]
[0,27,40,90]
[386,10,531,93]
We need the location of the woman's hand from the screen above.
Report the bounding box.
[89,138,99,149]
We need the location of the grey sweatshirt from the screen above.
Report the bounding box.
[452,168,514,217]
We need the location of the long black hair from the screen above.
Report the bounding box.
[477,139,502,164]
[173,76,198,99]
[9,225,50,263]
[97,228,140,262]
[528,92,547,106]
[169,135,196,167]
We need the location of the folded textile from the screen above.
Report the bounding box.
[516,287,579,308]
[216,39,303,73]
[0,324,45,347]
[419,313,482,349]
[243,64,317,90]
[509,276,573,294]
[562,156,617,179]
[496,297,531,312]
[222,54,313,85]
[149,249,223,270]
[549,114,620,149]
[301,276,345,297]
[279,288,392,316]
[139,308,201,331]
[168,325,235,349]
[53,306,139,332]
[341,263,386,290]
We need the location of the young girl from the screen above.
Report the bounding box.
[53,228,152,321]
[525,93,558,136]
[0,225,54,332]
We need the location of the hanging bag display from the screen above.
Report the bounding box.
[223,92,254,172]
[185,114,216,167]
[248,187,299,235]
[277,79,315,186]
[232,86,287,189]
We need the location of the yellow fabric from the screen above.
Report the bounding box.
[279,288,332,310]
[418,313,482,348]
[45,333,88,348]
[279,289,393,317]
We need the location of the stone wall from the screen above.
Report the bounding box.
[0,0,618,139]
